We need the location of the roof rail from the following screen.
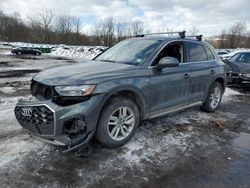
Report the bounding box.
[187,35,203,41]
[136,31,186,39]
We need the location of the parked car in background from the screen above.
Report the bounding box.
[217,50,229,59]
[14,31,226,152]
[224,52,250,86]
[11,47,41,55]
[220,51,238,60]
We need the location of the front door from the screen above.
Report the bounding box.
[148,42,193,117]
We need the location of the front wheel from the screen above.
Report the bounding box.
[96,97,140,148]
[200,82,223,112]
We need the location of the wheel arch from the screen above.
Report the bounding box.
[99,86,147,120]
[214,76,226,92]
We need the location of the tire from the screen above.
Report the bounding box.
[96,97,140,148]
[200,82,223,112]
[36,52,40,56]
[17,52,22,55]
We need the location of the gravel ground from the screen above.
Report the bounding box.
[0,53,250,188]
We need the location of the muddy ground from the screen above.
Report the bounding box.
[0,53,250,188]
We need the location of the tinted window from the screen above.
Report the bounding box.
[187,42,207,62]
[229,53,250,63]
[204,46,215,60]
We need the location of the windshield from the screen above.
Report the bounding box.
[95,39,162,66]
[229,53,250,63]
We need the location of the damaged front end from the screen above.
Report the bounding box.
[14,82,103,152]
[227,71,250,86]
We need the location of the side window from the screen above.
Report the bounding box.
[187,42,207,62]
[204,46,215,60]
[152,42,185,65]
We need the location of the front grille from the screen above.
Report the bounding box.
[31,81,54,100]
[15,105,54,135]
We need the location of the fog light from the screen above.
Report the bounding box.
[66,119,86,134]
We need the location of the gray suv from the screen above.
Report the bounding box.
[15,32,226,152]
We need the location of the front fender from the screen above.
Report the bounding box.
[94,78,149,119]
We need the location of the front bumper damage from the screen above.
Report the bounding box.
[227,71,250,86]
[14,94,104,152]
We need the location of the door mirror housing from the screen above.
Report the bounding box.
[156,57,179,69]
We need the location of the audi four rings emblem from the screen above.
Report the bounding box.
[21,108,33,117]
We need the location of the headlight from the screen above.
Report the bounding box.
[55,85,96,96]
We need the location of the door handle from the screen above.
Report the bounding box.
[183,74,190,79]
[210,69,215,74]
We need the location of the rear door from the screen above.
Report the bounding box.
[186,41,218,102]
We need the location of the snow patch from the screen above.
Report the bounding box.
[0,86,16,94]
[222,88,241,102]
[0,135,49,170]
[49,46,105,60]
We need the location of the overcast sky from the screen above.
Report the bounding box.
[0,0,249,36]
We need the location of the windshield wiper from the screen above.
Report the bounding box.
[98,59,116,63]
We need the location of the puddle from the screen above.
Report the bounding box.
[0,62,15,67]
[227,132,250,185]
[232,132,250,154]
[15,55,44,60]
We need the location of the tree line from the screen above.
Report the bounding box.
[0,10,145,46]
[207,22,250,49]
[0,10,249,48]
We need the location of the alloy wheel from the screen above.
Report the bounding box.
[209,86,221,109]
[107,107,135,141]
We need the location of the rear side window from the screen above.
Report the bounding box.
[204,46,215,60]
[187,42,207,62]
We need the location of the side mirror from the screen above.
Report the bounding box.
[156,56,179,69]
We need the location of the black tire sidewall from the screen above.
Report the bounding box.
[202,82,223,112]
[96,97,140,148]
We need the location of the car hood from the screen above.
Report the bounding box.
[225,60,250,74]
[33,60,144,85]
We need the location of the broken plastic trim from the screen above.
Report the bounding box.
[63,132,92,153]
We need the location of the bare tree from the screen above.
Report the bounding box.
[188,26,199,36]
[94,21,102,45]
[28,9,54,43]
[228,22,247,48]
[39,9,54,43]
[130,21,144,36]
[55,15,75,44]
[94,17,115,46]
[116,22,126,42]
[219,29,226,48]
[72,17,81,45]
[103,18,115,46]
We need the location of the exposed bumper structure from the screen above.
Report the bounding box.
[14,94,104,152]
[227,71,250,86]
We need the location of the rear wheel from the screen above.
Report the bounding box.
[17,51,22,55]
[36,52,40,56]
[96,97,140,148]
[200,82,223,112]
